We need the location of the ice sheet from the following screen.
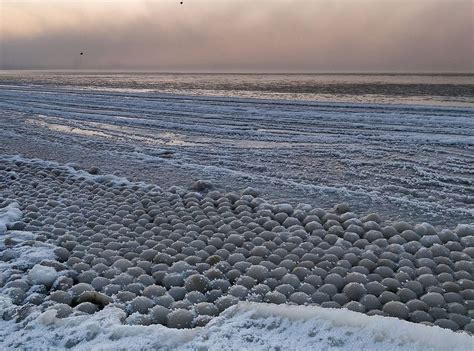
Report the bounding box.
[0,86,472,226]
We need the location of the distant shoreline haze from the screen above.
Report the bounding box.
[0,72,472,107]
[0,71,473,75]
[1,0,472,72]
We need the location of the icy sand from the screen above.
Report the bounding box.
[0,156,473,350]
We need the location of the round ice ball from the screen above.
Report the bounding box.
[359,294,382,311]
[116,291,136,303]
[410,310,433,323]
[242,187,260,197]
[194,302,219,316]
[186,291,207,304]
[167,309,194,329]
[434,319,460,331]
[155,294,175,308]
[345,301,366,313]
[245,265,269,282]
[143,285,166,299]
[420,292,445,308]
[289,292,310,305]
[49,291,73,305]
[27,265,58,287]
[76,291,113,308]
[49,304,73,319]
[264,291,287,304]
[228,285,249,300]
[280,274,301,288]
[70,283,94,298]
[382,301,409,320]
[149,305,170,325]
[91,277,110,291]
[215,295,239,312]
[324,273,344,290]
[184,274,210,293]
[129,296,154,314]
[112,259,134,272]
[75,302,98,314]
[6,287,26,305]
[162,273,185,288]
[343,282,367,301]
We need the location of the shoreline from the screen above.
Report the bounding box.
[1,86,473,226]
[1,155,473,349]
[1,82,473,348]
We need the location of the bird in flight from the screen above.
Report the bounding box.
[80,52,84,55]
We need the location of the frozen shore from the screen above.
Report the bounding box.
[0,84,473,349]
[0,86,473,226]
[0,155,473,350]
[1,300,472,350]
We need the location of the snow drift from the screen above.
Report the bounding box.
[1,299,472,350]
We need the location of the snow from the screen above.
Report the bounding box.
[0,300,472,350]
[0,299,196,350]
[0,203,56,287]
[187,302,474,351]
[5,245,56,273]
[0,207,57,314]
[27,264,58,287]
[0,230,56,271]
[0,202,22,234]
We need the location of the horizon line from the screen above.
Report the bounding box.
[1,69,473,75]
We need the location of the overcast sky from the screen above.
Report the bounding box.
[1,0,472,72]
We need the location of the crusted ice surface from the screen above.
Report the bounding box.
[0,86,473,225]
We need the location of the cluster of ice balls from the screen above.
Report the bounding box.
[0,157,473,332]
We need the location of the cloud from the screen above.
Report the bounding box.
[1,0,472,71]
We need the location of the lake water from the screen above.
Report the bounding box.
[0,71,473,107]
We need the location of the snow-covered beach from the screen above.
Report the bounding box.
[0,77,473,350]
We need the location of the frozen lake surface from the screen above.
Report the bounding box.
[0,84,473,226]
[0,76,473,349]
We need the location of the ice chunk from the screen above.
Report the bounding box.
[27,264,58,287]
[0,202,22,234]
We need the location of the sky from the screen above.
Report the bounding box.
[0,0,473,72]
